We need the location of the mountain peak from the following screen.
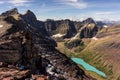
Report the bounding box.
[85,17,95,23]
[23,10,37,20]
[26,10,34,14]
[1,8,19,17]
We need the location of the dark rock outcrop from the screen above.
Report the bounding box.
[0,8,95,80]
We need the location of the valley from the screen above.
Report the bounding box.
[53,20,120,80]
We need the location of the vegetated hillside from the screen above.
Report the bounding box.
[56,23,120,80]
[79,24,120,80]
[0,8,96,80]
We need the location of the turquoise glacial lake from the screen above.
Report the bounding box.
[71,58,106,77]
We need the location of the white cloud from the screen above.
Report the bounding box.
[95,12,115,15]
[60,0,78,3]
[0,1,4,4]
[93,17,120,21]
[38,6,67,13]
[54,0,87,9]
[8,0,33,6]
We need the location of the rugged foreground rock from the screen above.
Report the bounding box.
[0,8,96,80]
[0,67,30,80]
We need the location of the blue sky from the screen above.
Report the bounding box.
[0,0,120,21]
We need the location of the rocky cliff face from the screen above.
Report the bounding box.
[44,18,98,42]
[20,9,57,47]
[45,19,77,38]
[21,10,44,30]
[78,18,98,38]
[0,8,95,80]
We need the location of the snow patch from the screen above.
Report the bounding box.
[52,34,64,38]
[71,33,79,40]
[46,65,54,75]
[92,37,98,40]
[103,25,108,28]
[0,25,3,28]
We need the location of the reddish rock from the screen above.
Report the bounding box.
[0,67,30,80]
[32,75,49,80]
[3,77,14,80]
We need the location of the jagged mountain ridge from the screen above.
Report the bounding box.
[19,10,104,42]
[43,18,112,46]
[44,18,99,40]
[0,8,95,80]
[1,8,19,17]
